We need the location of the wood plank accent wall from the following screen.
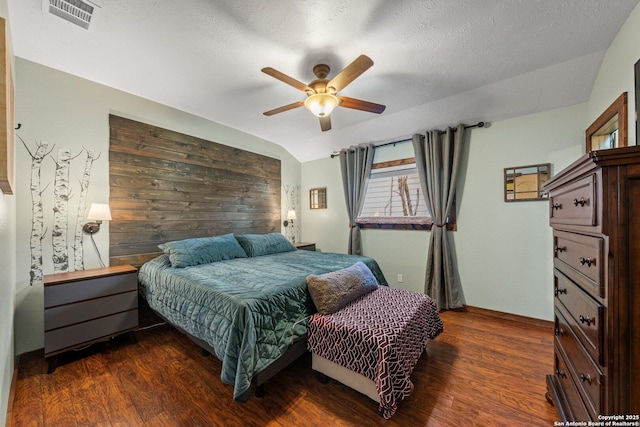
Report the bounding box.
[108,115,281,267]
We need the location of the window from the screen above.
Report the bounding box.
[356,152,456,231]
[358,157,427,223]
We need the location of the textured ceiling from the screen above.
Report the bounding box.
[7,0,640,161]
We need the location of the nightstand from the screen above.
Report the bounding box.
[44,265,138,373]
[294,242,316,251]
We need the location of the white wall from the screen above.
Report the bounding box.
[300,156,347,253]
[454,105,584,319]
[588,0,640,147]
[0,0,15,424]
[302,104,585,320]
[0,192,16,427]
[13,58,301,354]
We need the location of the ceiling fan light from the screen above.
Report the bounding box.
[304,93,339,117]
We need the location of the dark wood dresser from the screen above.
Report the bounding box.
[543,146,640,420]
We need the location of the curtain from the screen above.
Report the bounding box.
[339,144,374,255]
[412,124,465,310]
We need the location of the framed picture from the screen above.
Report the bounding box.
[309,187,327,209]
[635,59,639,146]
[0,17,14,195]
[504,163,551,202]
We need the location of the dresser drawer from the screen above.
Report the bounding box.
[45,309,138,356]
[553,230,604,298]
[555,308,604,420]
[549,174,597,227]
[554,269,604,362]
[554,348,591,422]
[45,272,137,308]
[45,291,138,331]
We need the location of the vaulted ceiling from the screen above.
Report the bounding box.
[8,0,640,161]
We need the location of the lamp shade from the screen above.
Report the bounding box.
[87,203,112,221]
[304,93,339,117]
[286,210,297,220]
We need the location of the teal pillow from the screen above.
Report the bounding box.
[235,233,296,257]
[158,233,247,268]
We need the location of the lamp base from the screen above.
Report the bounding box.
[82,222,101,234]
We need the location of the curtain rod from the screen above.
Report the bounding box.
[374,121,485,149]
[330,121,485,158]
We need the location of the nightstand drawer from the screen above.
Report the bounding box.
[45,291,138,331]
[45,309,138,355]
[45,272,137,308]
[549,174,597,227]
[295,242,316,251]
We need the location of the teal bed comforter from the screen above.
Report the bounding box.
[138,249,387,401]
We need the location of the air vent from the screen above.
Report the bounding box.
[45,0,96,30]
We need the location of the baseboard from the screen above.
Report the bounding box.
[463,305,553,329]
[6,354,19,427]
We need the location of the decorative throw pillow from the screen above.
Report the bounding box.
[306,261,379,315]
[158,233,247,268]
[235,233,296,257]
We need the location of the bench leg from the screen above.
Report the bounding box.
[316,372,329,384]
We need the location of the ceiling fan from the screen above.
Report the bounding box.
[261,54,386,131]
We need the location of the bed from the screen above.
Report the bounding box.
[137,233,388,402]
[305,265,443,419]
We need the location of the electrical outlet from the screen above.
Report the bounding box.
[397,274,403,283]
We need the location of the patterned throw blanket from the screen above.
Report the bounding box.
[307,286,444,419]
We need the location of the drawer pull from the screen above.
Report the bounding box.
[556,369,566,378]
[554,327,565,337]
[579,257,595,267]
[579,373,593,384]
[554,246,566,254]
[579,314,594,326]
[552,203,562,210]
[573,197,587,207]
[554,287,567,297]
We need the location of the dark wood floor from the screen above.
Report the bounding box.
[11,310,558,426]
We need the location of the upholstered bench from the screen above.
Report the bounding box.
[306,263,443,419]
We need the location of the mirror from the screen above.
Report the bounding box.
[586,92,627,152]
[504,163,550,202]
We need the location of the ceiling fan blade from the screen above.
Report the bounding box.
[319,115,331,132]
[261,67,314,94]
[263,101,304,116]
[326,55,374,93]
[339,96,386,114]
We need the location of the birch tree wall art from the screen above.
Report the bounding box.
[19,136,54,285]
[20,135,102,283]
[284,183,300,242]
[51,148,73,273]
[73,148,99,271]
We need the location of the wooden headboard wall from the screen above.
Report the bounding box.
[108,115,281,267]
